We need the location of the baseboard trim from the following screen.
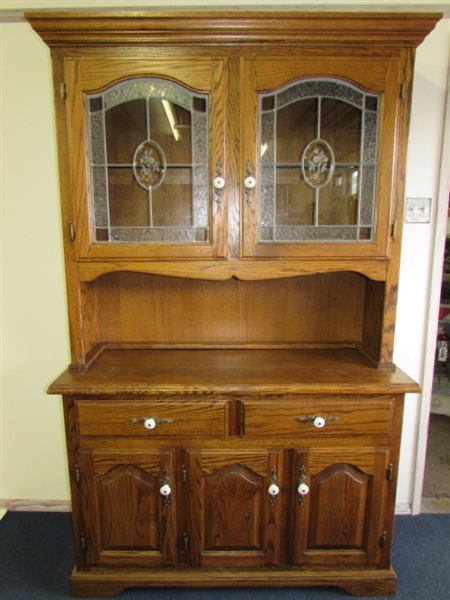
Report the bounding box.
[1,498,412,515]
[394,502,412,515]
[0,499,71,512]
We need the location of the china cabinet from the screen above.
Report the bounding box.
[27,10,440,598]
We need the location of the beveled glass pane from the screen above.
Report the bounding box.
[92,167,108,227]
[359,227,372,240]
[260,112,275,163]
[277,80,364,110]
[260,227,274,241]
[318,167,359,226]
[277,98,317,164]
[260,165,275,227]
[363,111,378,164]
[193,165,209,228]
[96,228,109,241]
[105,99,147,165]
[104,79,192,112]
[276,168,315,226]
[195,228,208,242]
[258,78,380,244]
[193,112,208,164]
[273,225,358,242]
[89,112,106,164]
[321,98,361,163]
[152,168,192,228]
[262,95,275,111]
[89,97,103,112]
[365,96,378,111]
[110,228,195,243]
[148,99,192,165]
[87,78,210,244]
[301,139,335,189]
[360,166,376,226]
[108,168,149,228]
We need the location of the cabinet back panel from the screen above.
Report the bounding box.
[91,272,366,346]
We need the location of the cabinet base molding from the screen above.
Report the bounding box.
[70,565,397,598]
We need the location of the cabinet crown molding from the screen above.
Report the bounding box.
[26,10,441,49]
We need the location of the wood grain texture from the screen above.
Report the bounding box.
[89,271,366,350]
[49,347,419,396]
[27,10,440,598]
[26,11,441,49]
[69,564,398,597]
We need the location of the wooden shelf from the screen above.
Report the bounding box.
[48,347,419,396]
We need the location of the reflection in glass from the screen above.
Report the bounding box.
[259,78,379,243]
[87,78,209,243]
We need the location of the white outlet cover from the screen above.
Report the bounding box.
[405,197,432,223]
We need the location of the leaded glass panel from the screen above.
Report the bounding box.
[259,78,379,243]
[87,78,209,243]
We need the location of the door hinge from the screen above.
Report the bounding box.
[380,531,387,549]
[400,81,406,103]
[75,464,81,483]
[391,220,398,240]
[181,464,187,483]
[60,82,67,103]
[387,463,394,482]
[69,221,75,243]
[80,533,87,552]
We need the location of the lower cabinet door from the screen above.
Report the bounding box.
[77,448,177,567]
[292,447,390,567]
[187,449,283,567]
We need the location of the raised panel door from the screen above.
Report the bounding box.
[292,447,390,567]
[77,448,177,567]
[187,449,282,567]
[65,54,228,260]
[241,55,401,260]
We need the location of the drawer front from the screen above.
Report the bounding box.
[243,397,393,437]
[76,399,227,437]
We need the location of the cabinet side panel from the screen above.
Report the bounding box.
[361,278,385,363]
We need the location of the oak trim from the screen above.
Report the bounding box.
[26,11,441,49]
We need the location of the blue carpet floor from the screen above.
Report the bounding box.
[0,512,448,600]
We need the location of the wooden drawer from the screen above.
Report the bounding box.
[76,398,227,437]
[243,396,393,437]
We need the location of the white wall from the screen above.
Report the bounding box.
[1,1,449,512]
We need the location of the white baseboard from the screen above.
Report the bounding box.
[0,499,71,512]
[395,502,412,515]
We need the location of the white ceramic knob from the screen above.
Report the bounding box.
[298,483,309,496]
[314,416,326,429]
[160,484,171,497]
[214,176,225,190]
[268,483,280,497]
[244,175,256,189]
[144,418,156,430]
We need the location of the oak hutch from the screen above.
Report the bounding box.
[27,10,440,597]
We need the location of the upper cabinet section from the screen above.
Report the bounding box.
[88,78,210,245]
[241,56,396,259]
[27,11,441,272]
[65,55,228,260]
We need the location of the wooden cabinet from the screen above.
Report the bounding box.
[76,448,178,568]
[187,449,283,567]
[27,10,440,598]
[64,54,228,261]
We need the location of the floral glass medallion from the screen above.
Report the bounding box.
[258,78,380,242]
[133,140,166,190]
[302,139,335,189]
[87,77,210,243]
